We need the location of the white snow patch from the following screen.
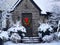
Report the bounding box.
[8,21,26,33]
[10,33,21,43]
[38,23,53,32]
[3,41,60,45]
[42,34,54,42]
[0,31,9,40]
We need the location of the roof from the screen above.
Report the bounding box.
[30,0,41,11]
[0,0,41,12]
[14,0,41,11]
[41,12,52,16]
[0,0,60,14]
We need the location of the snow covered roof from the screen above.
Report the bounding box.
[0,0,42,12]
[34,0,60,14]
[0,0,60,13]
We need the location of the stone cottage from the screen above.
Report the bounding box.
[0,0,48,37]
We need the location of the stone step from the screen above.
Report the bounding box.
[23,37,40,40]
[22,37,40,43]
[22,38,39,41]
[23,37,40,38]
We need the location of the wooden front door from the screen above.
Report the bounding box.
[22,13,32,37]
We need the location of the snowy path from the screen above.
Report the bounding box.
[4,41,60,45]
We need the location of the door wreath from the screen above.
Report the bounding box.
[23,17,30,26]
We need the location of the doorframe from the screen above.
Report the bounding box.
[21,13,33,37]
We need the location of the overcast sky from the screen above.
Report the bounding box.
[34,0,60,13]
[0,0,60,14]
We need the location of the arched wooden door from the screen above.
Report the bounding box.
[22,13,33,37]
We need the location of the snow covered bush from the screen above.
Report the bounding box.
[38,23,53,33]
[10,33,21,43]
[8,24,26,33]
[42,32,59,42]
[0,31,9,42]
[42,34,54,42]
[38,23,53,38]
[7,21,26,43]
[7,21,26,37]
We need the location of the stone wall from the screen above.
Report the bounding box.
[11,0,45,36]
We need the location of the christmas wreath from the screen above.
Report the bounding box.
[23,17,30,26]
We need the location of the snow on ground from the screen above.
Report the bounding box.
[4,41,60,45]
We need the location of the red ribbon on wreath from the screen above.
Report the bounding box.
[24,17,30,26]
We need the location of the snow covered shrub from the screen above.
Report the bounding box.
[0,31,9,42]
[7,21,26,43]
[38,23,53,32]
[8,24,26,38]
[10,33,21,43]
[8,21,26,38]
[17,31,26,38]
[42,34,54,42]
[38,23,53,37]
